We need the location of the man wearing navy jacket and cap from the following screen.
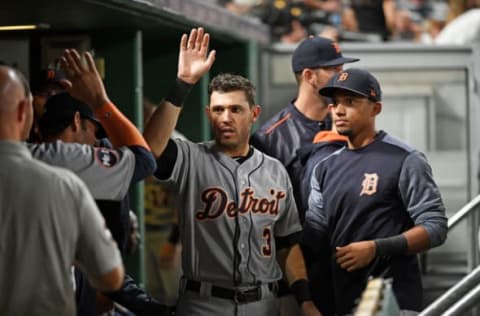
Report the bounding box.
[304,68,448,315]
[251,36,359,222]
[251,36,359,316]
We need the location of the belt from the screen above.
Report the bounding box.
[185,280,277,304]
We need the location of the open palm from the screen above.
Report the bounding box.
[177,27,216,84]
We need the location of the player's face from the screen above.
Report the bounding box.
[206,90,260,156]
[329,91,380,138]
[313,65,343,89]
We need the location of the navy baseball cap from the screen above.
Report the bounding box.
[39,92,107,139]
[292,37,359,73]
[319,68,382,102]
[32,68,66,94]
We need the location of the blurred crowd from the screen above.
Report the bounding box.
[214,0,480,44]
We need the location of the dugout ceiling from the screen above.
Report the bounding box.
[0,0,269,43]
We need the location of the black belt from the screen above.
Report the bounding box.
[185,280,277,304]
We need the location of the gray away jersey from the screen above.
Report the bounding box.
[161,140,302,287]
[28,140,135,200]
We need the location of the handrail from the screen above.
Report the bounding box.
[419,265,480,316]
[448,194,480,230]
[420,194,480,315]
[443,283,480,316]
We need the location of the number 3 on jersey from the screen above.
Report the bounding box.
[262,226,272,257]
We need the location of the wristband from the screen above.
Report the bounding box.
[290,279,312,304]
[374,235,408,257]
[164,78,194,107]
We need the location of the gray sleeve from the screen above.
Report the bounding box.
[274,172,302,237]
[159,139,191,193]
[72,175,123,278]
[28,141,135,200]
[304,165,329,236]
[399,151,448,248]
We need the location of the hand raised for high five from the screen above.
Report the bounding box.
[177,27,216,84]
[58,49,110,110]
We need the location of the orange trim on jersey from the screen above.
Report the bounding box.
[313,131,348,144]
[264,113,292,135]
[94,102,150,150]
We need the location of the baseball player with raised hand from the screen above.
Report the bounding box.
[27,49,167,315]
[144,27,321,316]
[29,48,156,201]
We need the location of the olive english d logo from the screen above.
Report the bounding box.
[360,173,378,196]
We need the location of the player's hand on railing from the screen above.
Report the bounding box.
[335,240,376,272]
[59,49,110,110]
[301,300,323,316]
[177,27,216,85]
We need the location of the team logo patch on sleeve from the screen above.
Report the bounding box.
[94,148,119,168]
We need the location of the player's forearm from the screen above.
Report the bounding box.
[143,100,182,158]
[404,225,433,254]
[374,225,433,257]
[284,244,308,284]
[95,101,150,150]
[282,244,314,306]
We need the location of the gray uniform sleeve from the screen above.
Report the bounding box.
[399,151,448,248]
[28,141,135,200]
[304,164,328,236]
[71,174,123,277]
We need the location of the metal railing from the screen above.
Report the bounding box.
[420,265,480,316]
[420,194,480,316]
[447,194,480,230]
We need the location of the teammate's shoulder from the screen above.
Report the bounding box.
[379,131,415,154]
[256,106,295,136]
[29,157,86,189]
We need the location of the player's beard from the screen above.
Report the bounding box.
[214,132,240,151]
[337,128,353,138]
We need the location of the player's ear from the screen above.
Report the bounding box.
[204,105,212,122]
[251,105,261,122]
[16,97,29,123]
[302,68,314,83]
[72,111,82,131]
[372,101,382,116]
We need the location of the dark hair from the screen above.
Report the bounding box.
[208,73,256,106]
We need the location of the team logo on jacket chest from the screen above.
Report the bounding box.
[196,187,286,220]
[360,173,379,196]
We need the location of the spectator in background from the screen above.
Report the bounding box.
[435,8,480,44]
[342,0,396,41]
[220,0,261,14]
[0,64,124,316]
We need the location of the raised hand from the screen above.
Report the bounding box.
[335,240,376,272]
[177,27,216,84]
[59,49,110,110]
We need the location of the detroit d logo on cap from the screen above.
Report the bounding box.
[338,72,349,82]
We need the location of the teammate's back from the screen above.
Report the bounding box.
[0,64,124,316]
[0,141,123,315]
